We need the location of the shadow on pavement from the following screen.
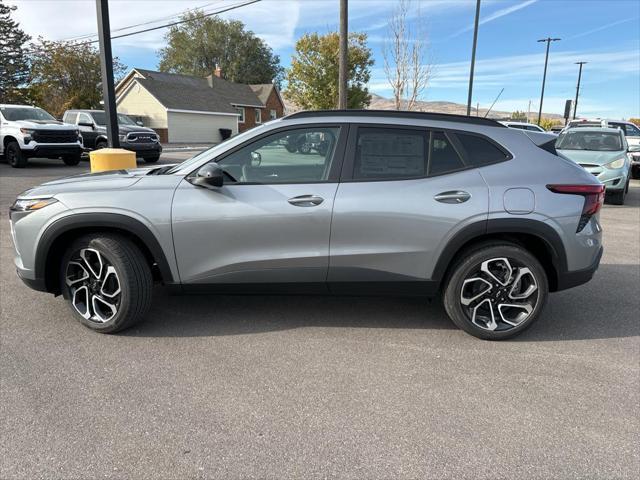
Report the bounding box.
[124,263,639,342]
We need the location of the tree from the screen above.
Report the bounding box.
[285,32,373,110]
[511,110,528,121]
[0,0,31,102]
[539,118,562,131]
[383,0,431,111]
[629,118,640,127]
[158,11,283,85]
[27,39,125,118]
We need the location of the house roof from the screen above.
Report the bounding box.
[118,68,279,115]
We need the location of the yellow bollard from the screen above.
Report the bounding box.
[89,148,137,173]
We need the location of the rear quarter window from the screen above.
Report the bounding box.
[454,133,510,167]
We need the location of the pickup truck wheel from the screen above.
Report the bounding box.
[62,154,81,166]
[6,141,27,168]
[443,243,548,340]
[95,140,108,150]
[60,233,153,333]
[143,155,160,163]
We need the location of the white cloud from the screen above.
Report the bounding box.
[567,17,640,40]
[449,0,538,38]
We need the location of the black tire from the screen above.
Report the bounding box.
[607,189,625,205]
[95,140,108,150]
[62,154,81,166]
[631,165,640,180]
[143,155,160,163]
[6,141,27,168]
[60,233,153,333]
[442,242,549,340]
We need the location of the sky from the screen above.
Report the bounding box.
[8,0,640,118]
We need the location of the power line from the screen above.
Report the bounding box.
[26,0,260,53]
[61,1,224,43]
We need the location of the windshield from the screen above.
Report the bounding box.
[1,106,56,122]
[92,112,137,126]
[556,131,623,151]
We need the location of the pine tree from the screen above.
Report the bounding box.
[0,0,31,102]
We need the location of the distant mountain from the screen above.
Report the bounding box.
[284,93,563,120]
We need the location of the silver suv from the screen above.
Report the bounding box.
[10,111,604,340]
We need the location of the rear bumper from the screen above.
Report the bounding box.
[556,246,603,291]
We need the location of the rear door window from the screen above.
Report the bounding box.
[428,131,465,175]
[453,132,510,167]
[353,127,427,180]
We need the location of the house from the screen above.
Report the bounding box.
[115,67,284,143]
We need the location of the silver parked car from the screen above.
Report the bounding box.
[556,127,631,205]
[10,111,604,340]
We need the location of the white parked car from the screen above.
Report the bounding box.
[500,121,547,133]
[0,104,83,168]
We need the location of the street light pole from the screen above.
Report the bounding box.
[573,61,587,119]
[466,0,481,116]
[536,36,560,125]
[338,0,348,109]
[95,0,119,148]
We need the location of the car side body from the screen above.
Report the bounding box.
[10,111,604,339]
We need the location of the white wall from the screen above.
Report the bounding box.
[167,111,238,143]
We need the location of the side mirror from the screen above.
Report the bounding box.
[136,120,144,126]
[191,163,224,189]
[78,121,94,129]
[250,151,262,166]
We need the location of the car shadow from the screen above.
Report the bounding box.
[124,263,639,342]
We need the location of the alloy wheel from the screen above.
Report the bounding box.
[459,257,539,332]
[65,248,121,323]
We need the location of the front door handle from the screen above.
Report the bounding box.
[288,195,324,207]
[434,190,471,204]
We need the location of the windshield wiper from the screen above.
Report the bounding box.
[147,165,174,175]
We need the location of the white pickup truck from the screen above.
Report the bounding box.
[0,104,84,168]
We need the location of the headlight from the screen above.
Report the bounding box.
[10,197,58,212]
[604,157,626,169]
[20,128,35,134]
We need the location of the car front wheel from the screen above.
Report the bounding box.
[60,233,153,333]
[443,243,548,340]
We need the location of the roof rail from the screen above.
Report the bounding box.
[284,109,506,127]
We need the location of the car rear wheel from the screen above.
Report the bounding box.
[6,141,27,168]
[443,243,548,340]
[60,233,153,333]
[143,155,160,163]
[95,140,108,150]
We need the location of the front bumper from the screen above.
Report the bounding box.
[23,143,84,158]
[121,141,162,157]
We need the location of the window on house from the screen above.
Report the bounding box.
[236,107,245,123]
[255,108,262,124]
[270,109,277,120]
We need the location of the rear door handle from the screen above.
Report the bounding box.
[434,190,471,204]
[288,195,324,207]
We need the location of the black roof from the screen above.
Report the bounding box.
[285,109,506,127]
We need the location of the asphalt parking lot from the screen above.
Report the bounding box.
[1,153,638,479]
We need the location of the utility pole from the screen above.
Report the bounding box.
[536,37,561,125]
[528,99,532,123]
[573,61,587,119]
[338,0,348,109]
[95,0,119,147]
[466,0,481,116]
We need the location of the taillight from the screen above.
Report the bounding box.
[547,184,605,232]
